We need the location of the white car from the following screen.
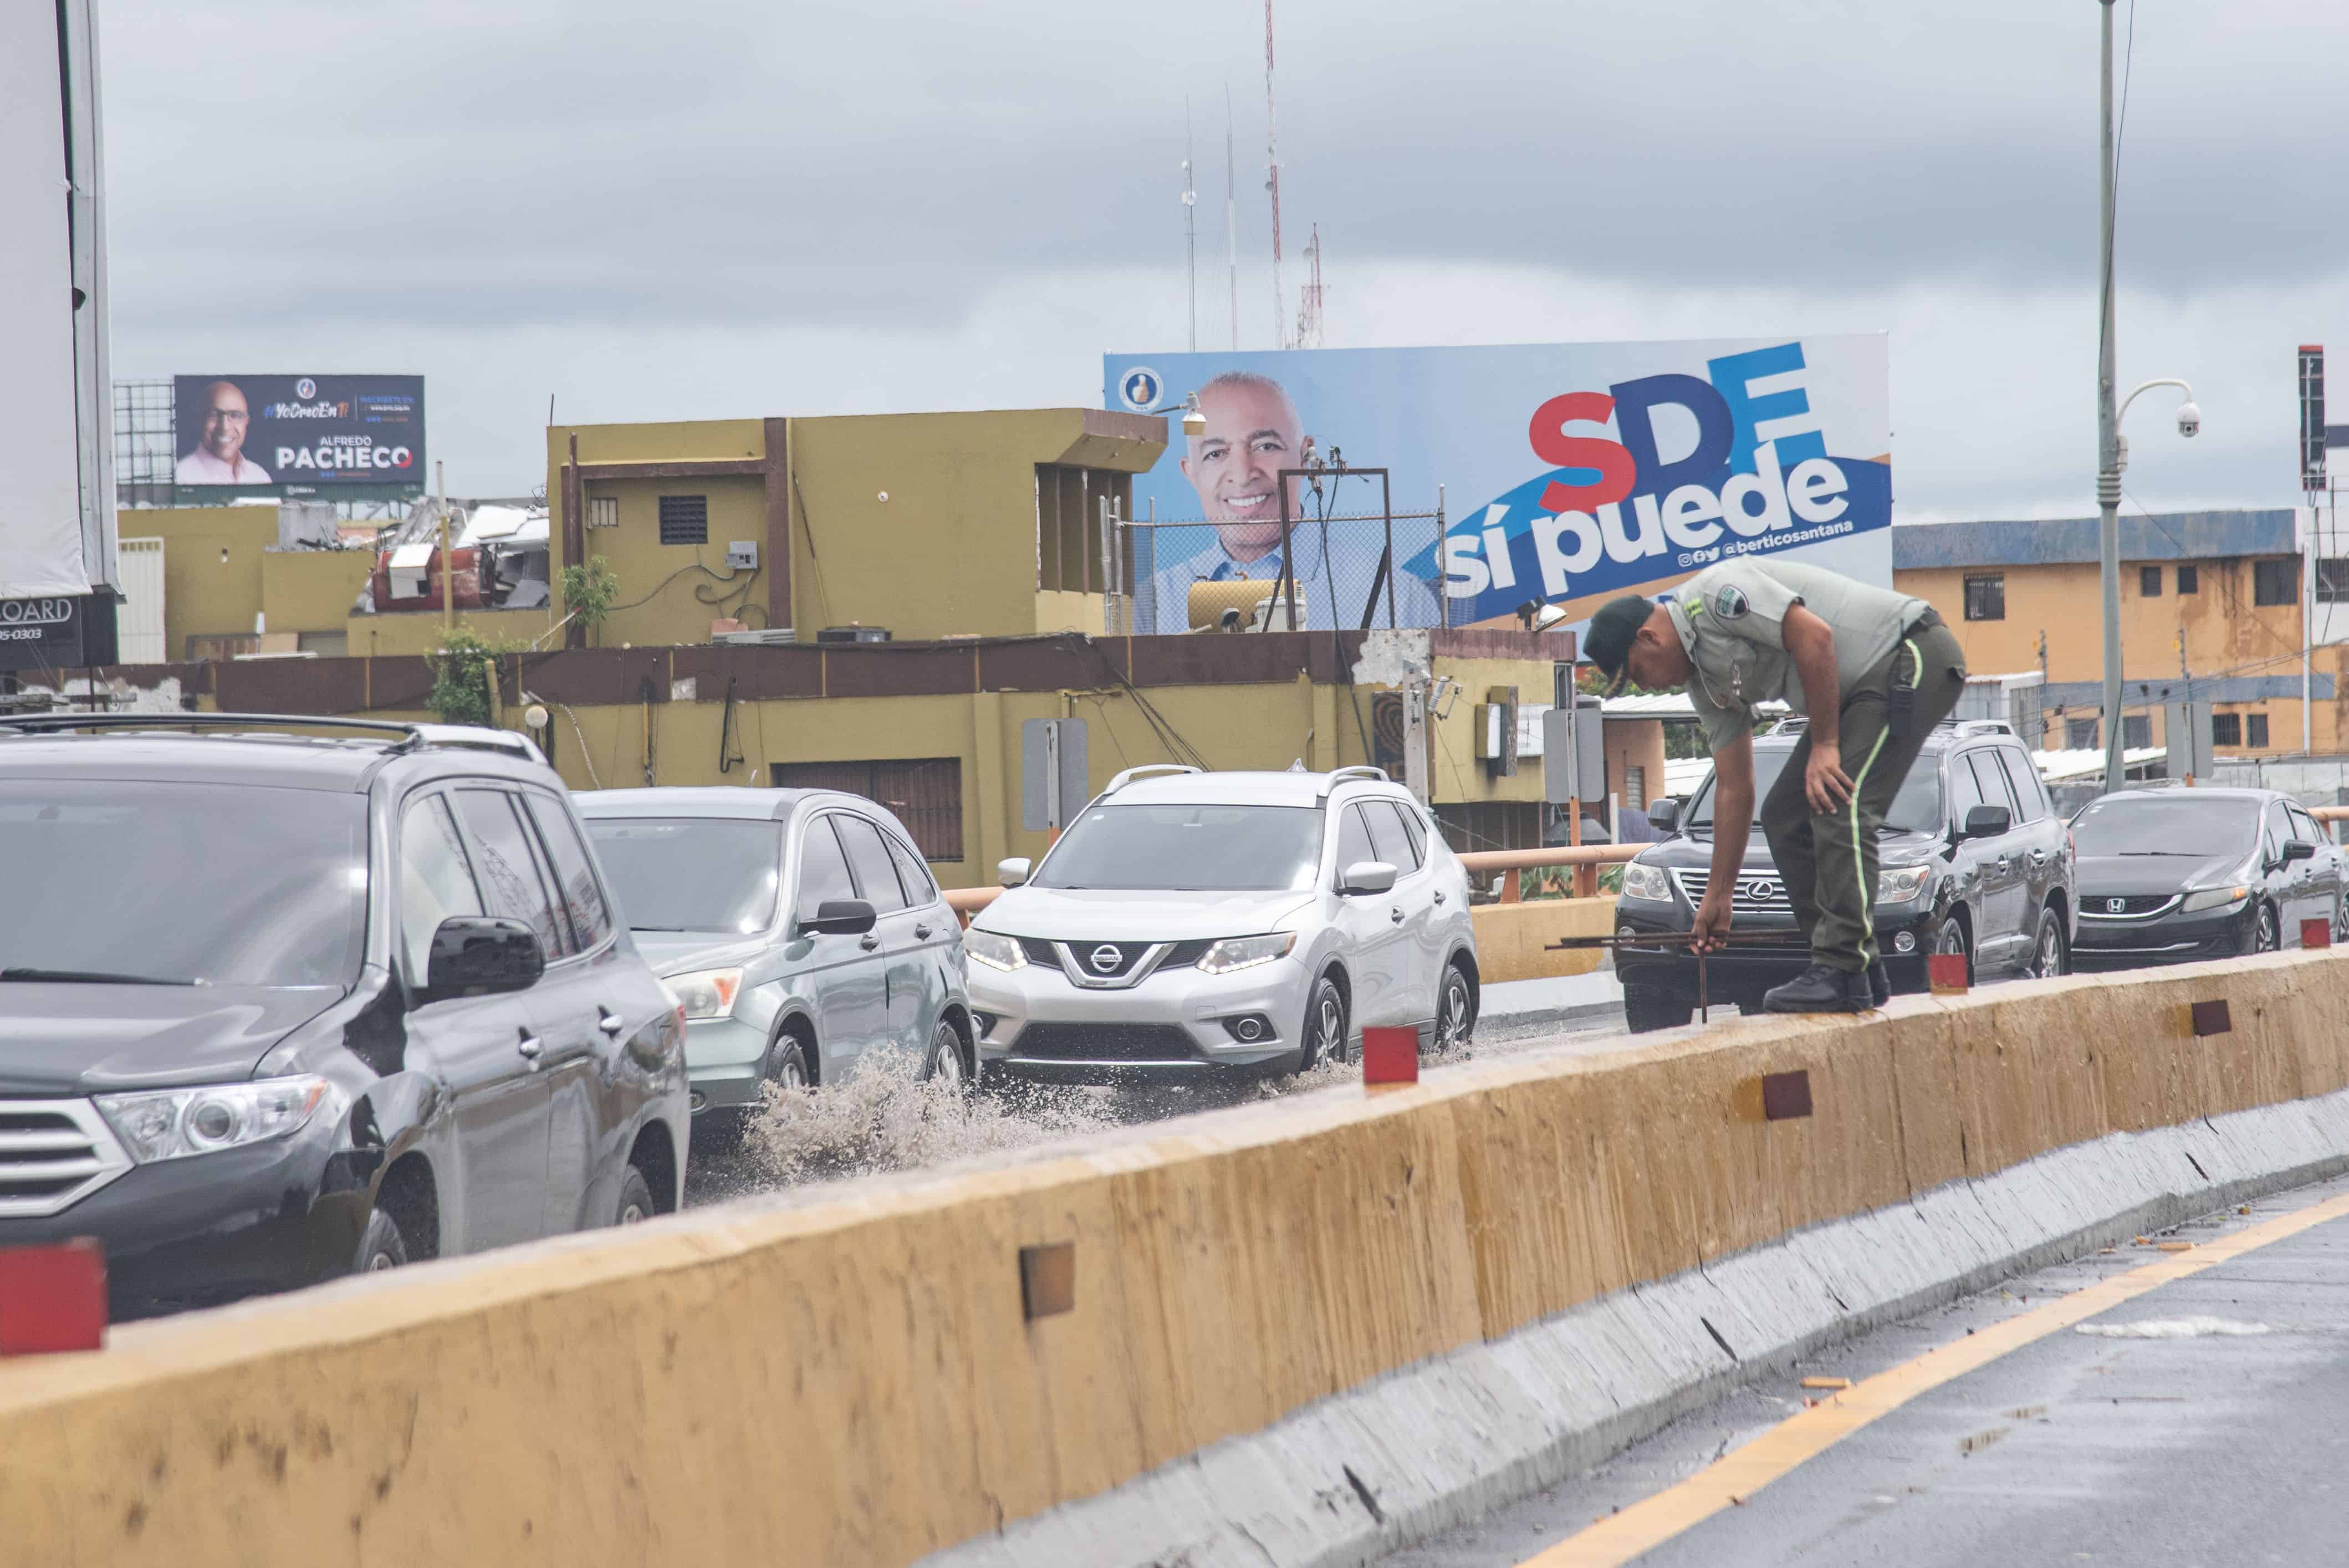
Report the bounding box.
[964,765,1478,1083]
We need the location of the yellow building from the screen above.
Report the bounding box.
[1892,509,2341,758]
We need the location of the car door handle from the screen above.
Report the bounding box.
[1390,906,1406,923]
[515,1031,543,1061]
[914,923,933,940]
[859,934,882,952]
[596,1009,625,1038]
[1432,891,1446,905]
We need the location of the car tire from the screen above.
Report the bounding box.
[1622,980,1693,1034]
[1299,974,1349,1071]
[2334,896,2348,946]
[615,1165,656,1227]
[2028,904,2069,980]
[1933,913,1974,985]
[1433,959,1477,1055]
[353,1208,407,1274]
[922,1017,969,1090]
[2246,901,2281,955]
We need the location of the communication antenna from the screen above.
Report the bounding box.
[1294,223,1324,349]
[1182,101,1197,353]
[1264,0,1286,349]
[1224,85,1239,351]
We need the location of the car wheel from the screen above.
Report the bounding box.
[1934,913,1974,984]
[2334,897,2348,946]
[2028,905,2068,980]
[770,1034,811,1092]
[1434,961,1477,1055]
[615,1165,656,1226]
[2250,901,2281,954]
[922,1018,969,1090]
[353,1208,407,1274]
[1622,980,1693,1034]
[1299,974,1349,1070]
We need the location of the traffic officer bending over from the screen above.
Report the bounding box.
[1583,560,1968,1013]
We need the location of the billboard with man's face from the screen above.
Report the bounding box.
[171,374,425,498]
[1103,336,1890,635]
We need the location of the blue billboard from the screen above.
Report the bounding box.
[1103,335,1891,634]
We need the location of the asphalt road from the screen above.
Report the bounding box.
[1382,1172,2349,1568]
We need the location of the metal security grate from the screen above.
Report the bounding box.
[0,1101,134,1218]
[658,494,708,545]
[1008,1024,1198,1063]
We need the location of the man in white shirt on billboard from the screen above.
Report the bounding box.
[174,380,272,485]
[1147,370,1439,632]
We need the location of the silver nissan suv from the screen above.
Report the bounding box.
[964,765,1479,1084]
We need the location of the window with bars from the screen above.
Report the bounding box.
[2316,559,2349,604]
[658,494,708,545]
[768,758,964,861]
[2212,712,2242,747]
[2138,565,2162,597]
[2121,714,2151,749]
[1963,574,2005,621]
[2253,558,2298,606]
[2248,712,2269,748]
[2176,563,2199,594]
[2065,716,2098,749]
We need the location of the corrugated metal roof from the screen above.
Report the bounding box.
[1891,509,2296,569]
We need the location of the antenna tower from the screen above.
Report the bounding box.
[1264,0,1285,349]
[1294,223,1324,349]
[1224,86,1239,351]
[1182,101,1197,352]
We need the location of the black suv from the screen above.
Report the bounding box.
[1613,721,2077,1031]
[0,714,688,1313]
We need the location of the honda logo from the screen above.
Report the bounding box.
[2107,898,2126,914]
[1088,944,1124,973]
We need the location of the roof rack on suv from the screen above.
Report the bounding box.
[1101,763,1203,795]
[1318,764,1390,799]
[1947,719,2014,737]
[0,712,544,762]
[1766,716,1809,736]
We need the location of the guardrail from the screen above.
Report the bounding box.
[942,841,1645,919]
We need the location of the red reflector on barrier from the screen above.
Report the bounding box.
[1927,954,1969,995]
[0,1239,106,1355]
[1362,1026,1418,1086]
[2303,918,2331,949]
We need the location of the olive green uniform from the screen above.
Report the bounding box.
[1673,560,1968,973]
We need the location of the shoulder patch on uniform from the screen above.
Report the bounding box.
[1713,585,1750,620]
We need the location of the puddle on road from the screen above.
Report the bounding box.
[2074,1316,2275,1340]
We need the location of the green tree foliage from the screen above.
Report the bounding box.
[559,555,620,644]
[427,626,519,729]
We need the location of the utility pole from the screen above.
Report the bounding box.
[1224,86,1239,352]
[2095,0,2125,794]
[1182,101,1197,353]
[1264,0,1285,350]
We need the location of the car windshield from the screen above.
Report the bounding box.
[0,779,366,987]
[585,818,785,933]
[1034,803,1323,891]
[1686,747,1943,834]
[2071,795,2261,857]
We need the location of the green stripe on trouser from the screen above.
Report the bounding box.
[1759,622,1969,973]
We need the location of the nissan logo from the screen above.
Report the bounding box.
[1088,944,1123,973]
[2107,898,2126,914]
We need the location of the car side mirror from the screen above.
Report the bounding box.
[1959,804,2011,840]
[421,916,543,1002]
[799,898,877,937]
[1646,798,1682,834]
[1340,860,1397,896]
[2283,839,2317,864]
[998,856,1032,888]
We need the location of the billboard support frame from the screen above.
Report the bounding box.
[1271,464,1393,632]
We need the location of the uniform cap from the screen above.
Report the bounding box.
[1582,595,1658,698]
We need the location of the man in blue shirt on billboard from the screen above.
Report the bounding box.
[1148,371,1440,632]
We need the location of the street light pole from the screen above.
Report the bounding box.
[2096,0,2125,794]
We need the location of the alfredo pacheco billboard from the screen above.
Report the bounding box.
[171,374,426,499]
[1102,335,1890,634]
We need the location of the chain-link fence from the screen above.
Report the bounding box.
[1122,499,1449,635]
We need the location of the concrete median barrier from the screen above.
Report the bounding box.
[6,951,2349,1566]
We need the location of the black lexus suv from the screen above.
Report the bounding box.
[0,714,688,1314]
[1612,720,2077,1031]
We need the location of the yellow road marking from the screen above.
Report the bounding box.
[1520,1190,2349,1567]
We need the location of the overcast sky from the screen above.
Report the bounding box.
[101,0,2349,518]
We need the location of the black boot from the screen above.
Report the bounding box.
[1866,960,1890,1009]
[1763,963,1872,1014]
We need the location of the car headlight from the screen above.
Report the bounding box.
[95,1075,332,1164]
[2182,885,2250,914]
[964,928,1027,972]
[1876,864,1933,903]
[666,967,744,1020]
[1198,932,1297,974]
[1620,861,1673,902]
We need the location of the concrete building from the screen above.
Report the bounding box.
[1892,509,2344,759]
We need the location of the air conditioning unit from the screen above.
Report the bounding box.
[712,627,797,647]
